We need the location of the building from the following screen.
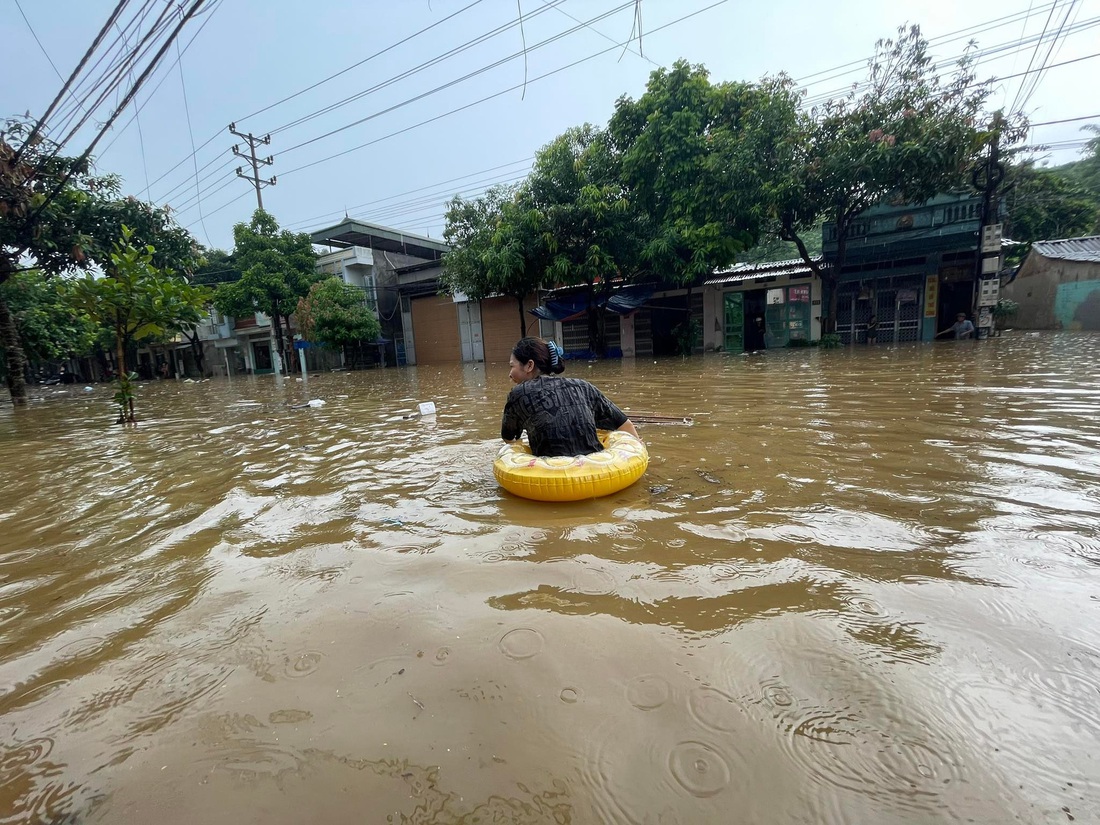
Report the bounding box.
[310,219,449,366]
[823,193,990,343]
[702,259,823,351]
[1001,236,1100,330]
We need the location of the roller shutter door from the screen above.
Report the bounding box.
[410,295,461,364]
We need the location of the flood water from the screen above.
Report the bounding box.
[2,332,1099,824]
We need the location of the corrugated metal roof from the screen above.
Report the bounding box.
[1032,236,1100,263]
[705,257,824,286]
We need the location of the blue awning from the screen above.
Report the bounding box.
[529,285,655,322]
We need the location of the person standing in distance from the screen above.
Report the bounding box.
[937,312,976,340]
[501,337,640,457]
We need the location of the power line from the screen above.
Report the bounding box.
[158,0,1076,214]
[276,0,731,180]
[176,29,211,247]
[801,12,1100,107]
[266,0,577,140]
[235,0,489,126]
[540,0,658,67]
[1009,0,1061,113]
[1015,0,1079,113]
[168,1,631,210]
[276,1,636,159]
[112,20,151,200]
[283,156,534,229]
[27,0,214,224]
[96,0,224,163]
[145,0,489,201]
[13,0,90,118]
[184,0,732,232]
[13,0,133,165]
[1029,113,1100,126]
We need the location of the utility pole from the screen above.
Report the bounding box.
[229,123,275,210]
[228,124,282,380]
[972,111,1006,339]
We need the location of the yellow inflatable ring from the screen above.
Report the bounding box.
[494,430,649,502]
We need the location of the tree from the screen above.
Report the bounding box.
[609,63,795,286]
[1052,124,1100,234]
[1,117,119,403]
[192,248,239,285]
[525,124,644,353]
[64,227,210,422]
[295,277,381,349]
[214,210,319,371]
[0,269,98,368]
[772,26,1000,330]
[442,183,544,338]
[1003,162,1096,265]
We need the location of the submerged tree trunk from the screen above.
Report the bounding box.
[0,292,28,406]
[516,295,526,339]
[272,311,286,373]
[185,330,206,376]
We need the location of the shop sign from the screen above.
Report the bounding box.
[924,274,938,317]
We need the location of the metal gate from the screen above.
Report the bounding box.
[723,292,744,352]
[837,274,924,344]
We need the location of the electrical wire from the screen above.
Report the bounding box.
[282,156,534,229]
[183,0,732,232]
[1014,0,1079,113]
[13,0,91,118]
[27,0,213,223]
[144,0,490,200]
[266,0,573,139]
[14,0,133,165]
[156,0,1073,214]
[167,1,627,209]
[176,27,211,246]
[1009,0,1062,113]
[96,0,224,162]
[234,0,489,126]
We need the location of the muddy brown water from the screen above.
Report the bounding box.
[2,332,1099,824]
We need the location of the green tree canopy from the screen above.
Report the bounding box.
[526,124,643,352]
[64,226,211,421]
[295,277,381,349]
[213,210,320,369]
[772,25,1003,327]
[608,62,798,285]
[0,269,98,363]
[1,117,119,402]
[192,247,239,285]
[1003,161,1097,264]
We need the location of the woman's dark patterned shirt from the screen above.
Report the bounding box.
[500,376,628,457]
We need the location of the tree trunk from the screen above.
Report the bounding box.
[827,209,849,335]
[283,314,295,372]
[516,295,526,339]
[186,330,206,376]
[0,293,28,406]
[272,311,286,372]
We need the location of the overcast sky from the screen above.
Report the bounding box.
[5,0,1098,251]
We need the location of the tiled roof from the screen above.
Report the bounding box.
[705,257,824,286]
[1032,236,1100,263]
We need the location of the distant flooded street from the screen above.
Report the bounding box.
[2,332,1099,823]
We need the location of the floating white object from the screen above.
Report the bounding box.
[83,386,94,392]
[307,398,326,408]
[418,401,437,417]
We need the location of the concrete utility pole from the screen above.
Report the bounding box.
[972,112,1006,338]
[228,124,282,380]
[229,123,275,210]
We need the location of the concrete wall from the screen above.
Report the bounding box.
[1003,255,1100,330]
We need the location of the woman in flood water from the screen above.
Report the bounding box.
[501,337,639,457]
